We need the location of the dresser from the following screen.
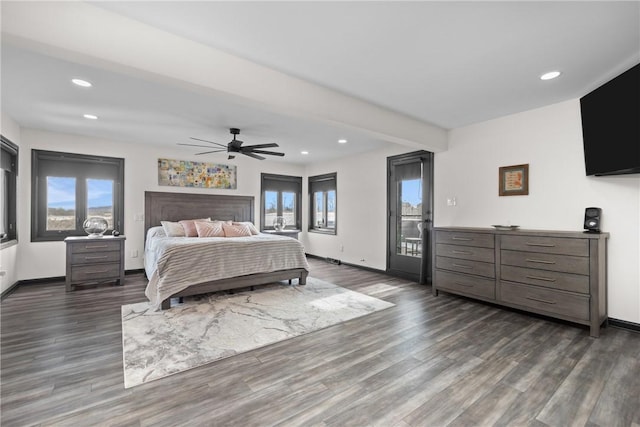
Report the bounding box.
[65,235,126,291]
[433,227,608,337]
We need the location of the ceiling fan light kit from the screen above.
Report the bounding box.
[178,128,285,160]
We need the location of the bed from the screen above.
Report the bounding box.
[144,191,309,310]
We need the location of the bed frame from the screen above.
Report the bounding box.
[144,191,308,309]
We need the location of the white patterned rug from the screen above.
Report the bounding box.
[121,277,394,388]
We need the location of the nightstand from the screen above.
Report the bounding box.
[64,235,126,291]
[262,230,300,240]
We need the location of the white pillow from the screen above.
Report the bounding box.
[147,226,166,239]
[160,221,185,237]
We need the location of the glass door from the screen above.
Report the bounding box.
[387,151,433,283]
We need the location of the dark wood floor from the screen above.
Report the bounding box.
[2,258,639,427]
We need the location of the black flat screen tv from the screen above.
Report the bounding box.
[580,63,640,176]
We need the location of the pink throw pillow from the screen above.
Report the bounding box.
[232,221,259,235]
[179,218,210,237]
[195,221,224,237]
[222,223,252,237]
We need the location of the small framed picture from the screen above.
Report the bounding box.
[499,164,529,196]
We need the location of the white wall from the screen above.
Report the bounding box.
[16,128,304,280]
[0,113,22,294]
[302,144,415,270]
[435,99,640,323]
[10,99,640,324]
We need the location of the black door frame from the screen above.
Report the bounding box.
[386,150,434,284]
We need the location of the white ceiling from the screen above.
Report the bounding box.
[2,1,639,164]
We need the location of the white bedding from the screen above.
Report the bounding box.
[144,227,310,310]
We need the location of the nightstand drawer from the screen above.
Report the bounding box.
[436,231,494,248]
[435,270,495,300]
[70,251,122,265]
[501,235,588,257]
[500,281,589,321]
[501,265,589,294]
[435,244,494,263]
[70,240,121,254]
[501,250,589,275]
[70,263,121,282]
[436,256,495,278]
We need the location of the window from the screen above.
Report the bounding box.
[309,172,337,234]
[1,136,18,245]
[260,173,302,230]
[31,150,124,241]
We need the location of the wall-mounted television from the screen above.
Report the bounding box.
[580,63,639,176]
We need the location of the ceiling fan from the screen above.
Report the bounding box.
[178,128,284,160]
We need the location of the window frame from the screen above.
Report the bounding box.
[308,172,337,235]
[1,135,18,246]
[260,173,302,231]
[31,150,125,242]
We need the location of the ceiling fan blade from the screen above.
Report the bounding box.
[249,149,285,157]
[242,152,266,160]
[178,142,221,148]
[190,137,227,148]
[244,143,279,149]
[195,149,228,155]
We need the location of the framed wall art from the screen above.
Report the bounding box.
[499,163,529,196]
[158,158,237,189]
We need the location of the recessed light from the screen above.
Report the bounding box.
[540,71,561,81]
[72,78,92,87]
[83,114,98,120]
[301,151,309,155]
[338,139,347,144]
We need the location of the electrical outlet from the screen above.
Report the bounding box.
[340,245,344,252]
[134,214,144,222]
[131,250,139,258]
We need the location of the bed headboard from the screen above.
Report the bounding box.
[144,191,255,237]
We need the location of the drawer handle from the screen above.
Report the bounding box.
[452,263,473,270]
[85,245,110,249]
[84,256,109,260]
[452,250,473,255]
[454,281,473,287]
[86,270,111,274]
[525,296,556,305]
[525,258,556,265]
[452,237,473,241]
[526,275,556,282]
[525,242,555,248]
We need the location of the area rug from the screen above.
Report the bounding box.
[121,277,394,388]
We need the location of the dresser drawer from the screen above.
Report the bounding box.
[436,231,494,248]
[436,256,495,278]
[500,281,589,321]
[70,263,121,282]
[435,270,495,300]
[70,240,122,254]
[70,251,121,265]
[500,235,588,257]
[436,244,494,263]
[501,250,589,275]
[501,265,589,294]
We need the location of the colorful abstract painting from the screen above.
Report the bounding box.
[158,158,237,189]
